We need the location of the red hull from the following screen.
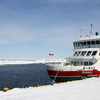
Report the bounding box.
[48,70,100,77]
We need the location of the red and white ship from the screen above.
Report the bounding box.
[46,32,100,82]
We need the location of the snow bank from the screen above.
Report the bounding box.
[0,59,64,65]
[0,59,46,65]
[0,77,100,100]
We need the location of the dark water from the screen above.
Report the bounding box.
[0,64,52,91]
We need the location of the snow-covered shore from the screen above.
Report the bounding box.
[0,77,100,100]
[0,59,64,65]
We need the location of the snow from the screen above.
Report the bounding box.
[0,59,64,65]
[0,77,100,100]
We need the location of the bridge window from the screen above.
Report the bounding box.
[74,39,100,49]
[83,42,86,45]
[92,51,97,56]
[77,51,81,56]
[91,41,95,45]
[81,51,87,56]
[96,40,100,44]
[76,43,80,46]
[73,52,77,56]
[86,51,92,56]
[87,41,91,45]
[80,42,83,46]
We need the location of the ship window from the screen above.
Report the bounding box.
[84,62,88,66]
[73,52,77,56]
[81,62,83,65]
[91,41,95,45]
[86,51,92,56]
[80,42,83,46]
[74,43,77,47]
[83,42,86,45]
[92,51,97,56]
[96,40,99,44]
[77,51,81,56]
[89,62,93,65]
[87,41,91,45]
[81,51,87,56]
[73,62,77,66]
[76,43,80,46]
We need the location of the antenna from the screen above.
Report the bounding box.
[79,29,82,37]
[90,24,93,36]
[86,26,88,35]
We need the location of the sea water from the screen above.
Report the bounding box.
[0,64,52,91]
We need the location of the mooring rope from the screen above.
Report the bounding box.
[52,71,59,84]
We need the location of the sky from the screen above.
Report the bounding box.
[0,0,100,59]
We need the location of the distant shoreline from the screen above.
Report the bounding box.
[0,59,65,65]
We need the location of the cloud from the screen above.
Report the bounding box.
[32,25,78,48]
[0,22,76,46]
[0,25,35,44]
[0,0,100,45]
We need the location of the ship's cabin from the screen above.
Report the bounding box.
[70,50,97,66]
[65,34,100,66]
[73,35,100,49]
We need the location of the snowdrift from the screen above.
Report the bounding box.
[0,77,100,100]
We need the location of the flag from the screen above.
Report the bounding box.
[49,53,54,56]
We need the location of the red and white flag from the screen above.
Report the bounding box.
[49,53,54,56]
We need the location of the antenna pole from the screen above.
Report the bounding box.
[79,29,82,37]
[90,24,93,36]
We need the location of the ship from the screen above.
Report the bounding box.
[46,31,100,82]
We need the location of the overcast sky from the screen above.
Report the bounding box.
[0,0,100,59]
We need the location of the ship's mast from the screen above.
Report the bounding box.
[90,24,93,36]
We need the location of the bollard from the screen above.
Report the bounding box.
[51,83,54,85]
[3,88,9,92]
[25,87,28,88]
[21,87,24,89]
